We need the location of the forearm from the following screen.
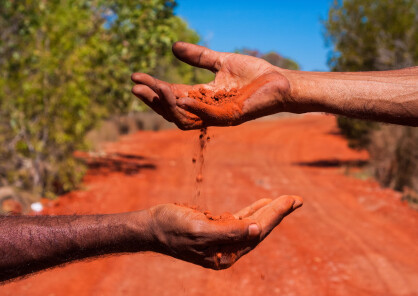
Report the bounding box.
[0,211,153,282]
[283,67,418,126]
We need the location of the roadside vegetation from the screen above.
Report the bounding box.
[324,0,418,205]
[0,0,298,203]
[0,0,212,199]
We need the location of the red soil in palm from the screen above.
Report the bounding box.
[174,203,235,221]
[1,115,417,296]
[188,87,239,105]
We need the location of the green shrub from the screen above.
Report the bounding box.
[324,0,418,197]
[0,0,203,197]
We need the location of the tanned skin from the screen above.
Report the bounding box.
[131,42,418,129]
[0,195,302,282]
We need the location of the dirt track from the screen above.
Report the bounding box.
[2,115,417,296]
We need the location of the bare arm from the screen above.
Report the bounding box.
[0,195,302,282]
[0,212,152,282]
[131,42,418,129]
[285,67,418,126]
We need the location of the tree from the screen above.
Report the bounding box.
[324,0,418,194]
[0,0,107,197]
[0,0,203,198]
[325,0,417,72]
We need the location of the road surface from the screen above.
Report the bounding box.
[2,115,417,296]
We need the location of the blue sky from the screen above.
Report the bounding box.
[175,0,334,71]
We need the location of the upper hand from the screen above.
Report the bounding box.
[148,195,302,270]
[131,42,291,130]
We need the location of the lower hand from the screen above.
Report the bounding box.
[148,195,302,270]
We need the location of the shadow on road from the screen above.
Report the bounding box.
[81,153,156,175]
[294,159,368,168]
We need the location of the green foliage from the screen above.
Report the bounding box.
[325,0,418,71]
[0,0,105,197]
[96,0,180,112]
[0,0,203,197]
[324,0,418,193]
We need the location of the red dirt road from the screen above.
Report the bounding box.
[2,115,417,296]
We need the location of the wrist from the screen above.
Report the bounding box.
[120,210,156,252]
[143,205,172,255]
[240,67,294,122]
[277,69,324,114]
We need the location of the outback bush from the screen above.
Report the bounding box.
[0,0,203,198]
[324,0,418,198]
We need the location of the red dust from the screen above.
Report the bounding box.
[187,88,239,105]
[174,203,236,222]
[187,87,244,126]
[193,127,210,203]
[187,88,241,204]
[204,211,235,221]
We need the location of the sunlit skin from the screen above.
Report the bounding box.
[131,42,290,129]
[0,195,302,282]
[132,42,418,128]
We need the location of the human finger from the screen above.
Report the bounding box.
[132,73,178,121]
[156,82,177,109]
[204,218,261,245]
[174,107,204,130]
[172,42,224,72]
[250,195,303,239]
[131,84,166,117]
[234,198,272,219]
[176,97,221,120]
[131,73,168,94]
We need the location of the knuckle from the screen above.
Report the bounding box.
[198,49,207,64]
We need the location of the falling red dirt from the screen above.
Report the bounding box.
[1,115,417,296]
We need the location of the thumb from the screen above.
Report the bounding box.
[172,42,223,72]
[208,218,262,244]
[251,195,303,239]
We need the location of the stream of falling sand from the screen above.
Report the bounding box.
[193,127,209,204]
[187,87,238,206]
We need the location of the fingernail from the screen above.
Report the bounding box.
[292,197,303,210]
[248,224,261,237]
